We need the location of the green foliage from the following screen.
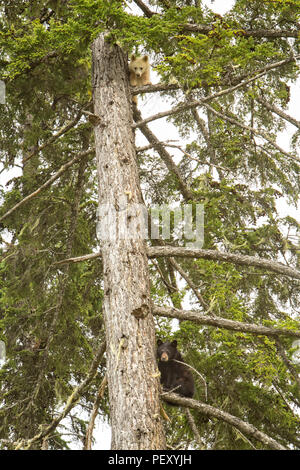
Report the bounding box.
[0,0,299,451]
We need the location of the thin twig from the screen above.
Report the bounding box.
[173,359,208,402]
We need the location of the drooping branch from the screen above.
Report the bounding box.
[148,246,300,280]
[26,155,90,413]
[153,304,300,339]
[275,339,300,390]
[255,95,300,130]
[22,105,90,164]
[161,392,286,450]
[0,148,95,223]
[7,51,58,83]
[202,102,300,163]
[14,340,106,450]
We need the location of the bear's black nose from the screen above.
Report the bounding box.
[161,352,169,361]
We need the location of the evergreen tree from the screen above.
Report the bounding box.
[0,0,299,450]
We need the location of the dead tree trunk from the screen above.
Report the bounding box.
[92,34,166,450]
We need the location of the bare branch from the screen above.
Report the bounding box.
[161,392,286,450]
[153,304,300,339]
[163,143,230,171]
[51,244,300,282]
[53,251,101,267]
[148,246,300,280]
[168,257,208,309]
[184,408,205,449]
[136,139,179,153]
[132,0,155,17]
[131,82,181,96]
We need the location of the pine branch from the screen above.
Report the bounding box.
[14,340,106,450]
[181,23,299,39]
[132,55,300,102]
[131,1,299,39]
[22,105,90,164]
[275,339,300,390]
[256,95,300,130]
[202,102,300,163]
[0,148,94,223]
[161,392,286,450]
[148,246,300,280]
[26,155,90,413]
[153,304,300,339]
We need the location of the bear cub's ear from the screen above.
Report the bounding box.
[130,54,136,60]
[157,339,162,346]
[171,340,177,348]
[142,55,149,62]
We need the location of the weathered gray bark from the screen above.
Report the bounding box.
[92,34,166,450]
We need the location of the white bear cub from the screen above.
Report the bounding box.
[129,55,151,104]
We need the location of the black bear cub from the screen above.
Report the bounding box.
[157,339,194,398]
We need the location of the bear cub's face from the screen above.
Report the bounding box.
[129,55,149,77]
[157,339,178,362]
